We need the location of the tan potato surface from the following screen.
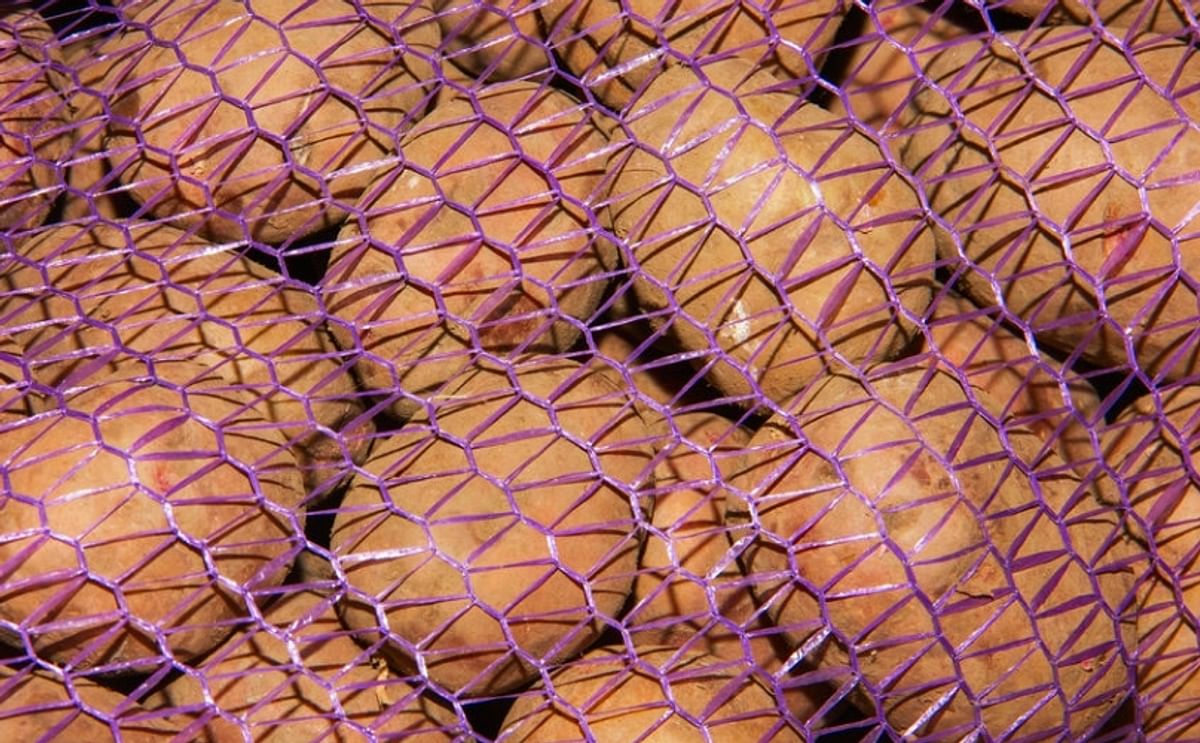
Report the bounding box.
[0,221,368,491]
[0,666,179,741]
[728,361,1134,737]
[901,27,1200,380]
[0,361,304,669]
[155,589,460,742]
[331,357,652,696]
[926,290,1101,472]
[0,9,69,241]
[827,2,968,131]
[542,0,848,110]
[609,58,934,408]
[106,0,440,243]
[325,81,615,420]
[433,0,553,80]
[499,645,802,741]
[997,0,1196,33]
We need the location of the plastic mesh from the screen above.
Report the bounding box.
[1,0,1197,740]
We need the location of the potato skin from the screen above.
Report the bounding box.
[608,58,935,408]
[0,361,305,669]
[106,0,440,244]
[0,666,180,742]
[154,589,460,742]
[0,9,69,242]
[1,222,368,491]
[498,645,803,741]
[826,2,968,131]
[324,81,615,421]
[542,0,848,110]
[996,0,1195,33]
[433,0,553,80]
[1099,387,1200,738]
[925,291,1101,473]
[0,331,33,421]
[331,357,653,696]
[627,413,752,653]
[901,27,1200,380]
[728,361,1134,738]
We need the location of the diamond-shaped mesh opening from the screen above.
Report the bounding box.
[1,0,1197,740]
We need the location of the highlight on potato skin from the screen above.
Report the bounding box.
[0,361,306,671]
[727,360,1135,739]
[331,357,654,697]
[323,80,617,421]
[608,57,935,410]
[103,0,442,244]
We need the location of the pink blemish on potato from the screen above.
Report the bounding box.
[477,292,544,347]
[151,463,173,493]
[1099,203,1140,278]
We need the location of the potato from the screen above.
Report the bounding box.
[0,331,33,421]
[608,58,935,408]
[995,0,1195,34]
[589,320,715,419]
[901,27,1200,380]
[0,666,179,741]
[1097,385,1200,546]
[153,589,461,742]
[0,360,305,670]
[727,361,1134,737]
[826,2,968,131]
[105,0,440,244]
[433,0,553,80]
[0,221,369,493]
[542,0,848,110]
[623,412,824,719]
[61,27,147,223]
[324,81,616,421]
[627,413,751,652]
[331,357,653,696]
[926,290,1101,473]
[0,8,70,242]
[1132,567,1200,740]
[498,645,803,741]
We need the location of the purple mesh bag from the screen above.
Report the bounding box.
[1,0,1198,740]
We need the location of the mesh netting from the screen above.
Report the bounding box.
[0,0,1198,740]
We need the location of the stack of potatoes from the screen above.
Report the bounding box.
[0,0,1197,740]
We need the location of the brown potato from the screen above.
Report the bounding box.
[0,360,305,670]
[1132,568,1200,740]
[105,0,440,244]
[589,319,714,418]
[995,0,1196,34]
[1,221,369,493]
[0,666,179,741]
[728,361,1134,738]
[153,589,461,742]
[826,2,969,131]
[608,58,935,408]
[623,412,825,719]
[542,0,848,110]
[627,412,751,653]
[0,8,70,242]
[324,81,616,420]
[925,290,1101,473]
[1097,385,1200,547]
[61,27,147,223]
[331,357,653,696]
[433,0,553,80]
[901,27,1200,380]
[499,645,803,741]
[0,331,33,421]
